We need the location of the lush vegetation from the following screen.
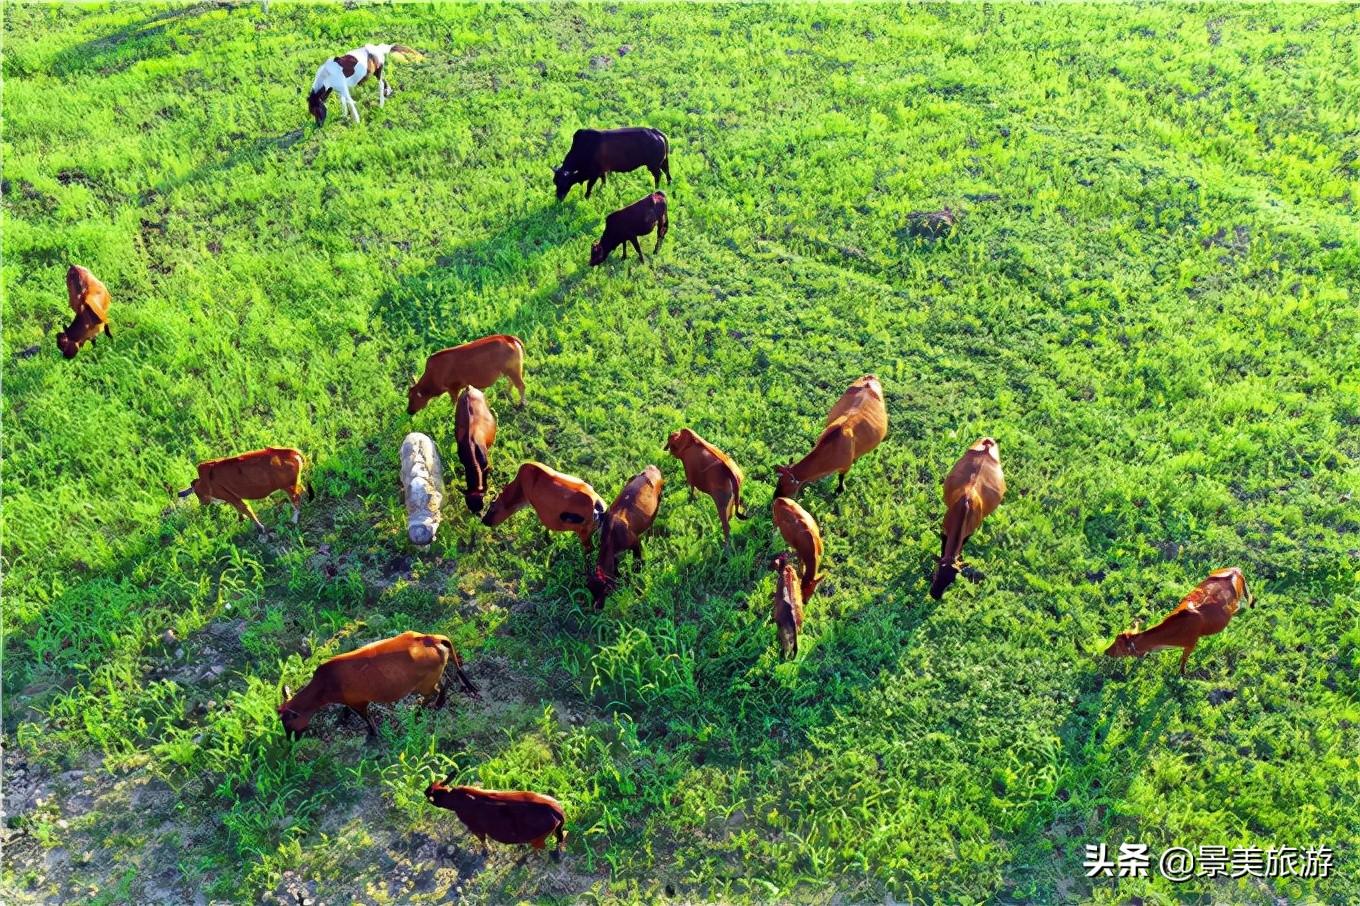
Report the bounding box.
[3,3,1358,904]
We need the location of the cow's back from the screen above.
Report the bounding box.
[326,632,451,703]
[466,792,563,844]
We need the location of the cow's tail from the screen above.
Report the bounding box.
[727,465,748,520]
[388,44,424,62]
[449,647,481,697]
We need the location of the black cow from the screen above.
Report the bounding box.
[589,193,668,266]
[553,127,670,201]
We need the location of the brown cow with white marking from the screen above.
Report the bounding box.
[481,462,605,551]
[179,447,308,532]
[408,334,526,415]
[307,43,422,126]
[279,631,478,739]
[664,428,748,546]
[57,265,111,359]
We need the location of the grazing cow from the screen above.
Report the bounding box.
[400,433,445,546]
[424,782,566,861]
[587,466,664,608]
[481,462,606,551]
[57,265,111,359]
[772,497,824,602]
[455,388,497,514]
[774,375,888,498]
[553,127,671,201]
[279,631,479,739]
[1105,567,1253,676]
[589,192,668,266]
[307,43,422,126]
[663,428,748,545]
[770,552,804,659]
[178,447,308,532]
[929,437,1006,599]
[407,334,526,415]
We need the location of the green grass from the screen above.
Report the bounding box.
[3,2,1359,903]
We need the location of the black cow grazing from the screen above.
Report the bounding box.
[590,193,668,266]
[553,127,671,201]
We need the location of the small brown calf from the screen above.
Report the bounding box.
[770,552,804,659]
[455,388,497,514]
[424,782,566,860]
[57,265,112,359]
[481,462,606,550]
[587,465,664,608]
[664,428,748,545]
[408,334,525,415]
[179,447,308,532]
[772,497,824,602]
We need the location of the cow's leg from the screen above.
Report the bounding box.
[338,84,359,123]
[649,166,661,188]
[631,541,644,570]
[225,496,266,532]
[620,240,627,260]
[661,157,672,184]
[351,702,379,736]
[433,681,448,709]
[836,471,847,494]
[506,365,526,407]
[1178,641,1197,676]
[286,485,302,524]
[631,237,645,262]
[654,215,668,253]
[585,177,596,198]
[712,491,733,546]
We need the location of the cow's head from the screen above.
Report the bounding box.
[553,166,577,201]
[586,564,612,608]
[424,776,473,810]
[278,685,310,740]
[178,478,208,506]
[56,330,79,358]
[1104,623,1143,659]
[971,436,999,461]
[928,559,958,600]
[770,552,793,573]
[773,464,801,499]
[480,490,511,527]
[463,489,486,515]
[406,382,433,415]
[589,241,607,267]
[307,88,331,127]
[663,428,694,459]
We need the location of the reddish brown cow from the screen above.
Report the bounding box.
[929,437,1006,599]
[1105,567,1253,675]
[589,192,668,265]
[179,447,308,532]
[455,388,497,514]
[57,265,112,359]
[279,631,479,739]
[770,552,804,659]
[424,782,566,860]
[587,465,664,608]
[775,375,888,498]
[481,462,606,551]
[663,428,748,545]
[772,497,824,602]
[408,334,525,415]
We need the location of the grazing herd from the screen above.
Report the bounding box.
[39,37,1255,864]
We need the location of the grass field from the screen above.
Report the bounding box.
[4,2,1360,904]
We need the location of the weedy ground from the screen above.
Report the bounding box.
[3,3,1359,905]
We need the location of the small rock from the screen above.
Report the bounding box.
[589,55,612,70]
[162,629,178,645]
[618,44,632,56]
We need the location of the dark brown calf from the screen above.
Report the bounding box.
[1105,568,1252,675]
[553,126,670,200]
[179,447,308,532]
[57,265,111,359]
[770,552,804,659]
[587,465,664,608]
[481,462,606,551]
[279,631,478,739]
[408,334,525,415]
[424,783,566,860]
[772,497,824,602]
[589,192,668,266]
[455,388,497,514]
[663,428,748,545]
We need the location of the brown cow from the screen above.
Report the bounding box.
[407,334,525,415]
[481,462,606,551]
[587,465,664,608]
[929,437,1006,599]
[178,447,308,532]
[279,631,479,739]
[589,192,668,266]
[772,497,824,602]
[1105,567,1253,676]
[770,552,804,659]
[57,265,112,359]
[663,428,748,545]
[774,375,888,498]
[455,388,497,514]
[424,782,566,860]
